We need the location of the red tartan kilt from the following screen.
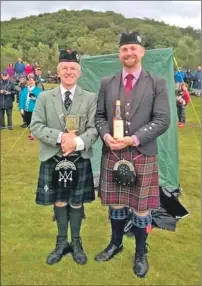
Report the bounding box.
[98,148,159,212]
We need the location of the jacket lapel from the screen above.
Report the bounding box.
[69,86,83,114]
[111,72,122,103]
[52,86,66,129]
[128,69,149,120]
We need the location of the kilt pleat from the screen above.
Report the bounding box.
[36,157,95,205]
[98,148,159,212]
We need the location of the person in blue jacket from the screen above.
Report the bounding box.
[174,68,185,90]
[14,58,25,77]
[19,73,42,140]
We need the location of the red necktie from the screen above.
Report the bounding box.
[125,74,134,92]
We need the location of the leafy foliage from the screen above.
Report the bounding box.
[1,9,200,72]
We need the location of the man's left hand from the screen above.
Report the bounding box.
[111,136,134,150]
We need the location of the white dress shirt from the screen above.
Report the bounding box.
[57,84,85,151]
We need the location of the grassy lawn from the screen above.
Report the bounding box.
[1,91,200,285]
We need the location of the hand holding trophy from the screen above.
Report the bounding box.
[61,115,81,156]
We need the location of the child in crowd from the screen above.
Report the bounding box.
[176,83,190,127]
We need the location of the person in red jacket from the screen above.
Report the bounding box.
[176,83,190,127]
[25,63,33,76]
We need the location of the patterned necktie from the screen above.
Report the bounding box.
[64,90,72,110]
[125,74,134,92]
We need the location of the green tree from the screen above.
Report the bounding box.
[1,9,200,71]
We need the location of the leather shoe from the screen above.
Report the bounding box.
[94,242,123,262]
[46,237,72,265]
[133,252,149,278]
[71,237,87,265]
[20,123,27,128]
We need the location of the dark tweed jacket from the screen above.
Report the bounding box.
[0,80,16,109]
[95,69,171,156]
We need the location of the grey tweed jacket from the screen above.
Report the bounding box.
[30,85,98,162]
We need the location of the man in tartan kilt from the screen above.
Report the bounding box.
[30,49,98,265]
[94,32,171,278]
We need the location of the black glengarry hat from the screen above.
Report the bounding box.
[59,49,80,63]
[119,32,143,47]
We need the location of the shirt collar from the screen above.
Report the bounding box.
[60,84,77,98]
[122,67,142,81]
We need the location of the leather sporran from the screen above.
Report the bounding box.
[112,159,136,187]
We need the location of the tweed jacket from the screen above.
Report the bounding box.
[95,69,171,156]
[30,85,98,162]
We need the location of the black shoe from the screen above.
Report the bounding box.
[94,241,123,262]
[7,126,13,130]
[133,251,149,278]
[0,126,6,130]
[46,237,72,265]
[20,123,27,128]
[71,237,87,265]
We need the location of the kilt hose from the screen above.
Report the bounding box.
[98,147,159,212]
[36,156,95,205]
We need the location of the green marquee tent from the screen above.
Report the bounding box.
[78,48,179,190]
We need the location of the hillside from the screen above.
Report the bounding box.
[1,9,201,71]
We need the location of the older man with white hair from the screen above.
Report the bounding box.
[30,49,98,266]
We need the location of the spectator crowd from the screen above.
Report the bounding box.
[174,65,201,128]
[0,57,45,139]
[174,65,201,96]
[0,57,201,135]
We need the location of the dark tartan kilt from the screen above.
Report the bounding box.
[36,156,95,206]
[98,148,159,212]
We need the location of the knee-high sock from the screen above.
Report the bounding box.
[133,226,148,254]
[69,205,83,241]
[54,205,68,239]
[109,207,129,246]
[66,204,70,224]
[130,212,152,254]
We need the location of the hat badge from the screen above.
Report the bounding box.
[137,35,142,43]
[76,53,80,62]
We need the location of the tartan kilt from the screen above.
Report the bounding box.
[36,156,95,205]
[98,148,159,212]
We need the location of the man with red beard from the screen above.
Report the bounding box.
[95,32,171,278]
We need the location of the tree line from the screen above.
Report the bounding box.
[1,9,200,73]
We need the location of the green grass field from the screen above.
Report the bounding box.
[1,94,200,285]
